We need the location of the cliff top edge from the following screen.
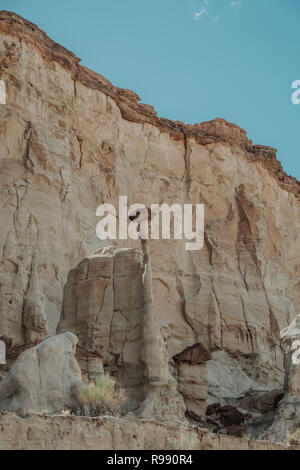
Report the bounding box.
[0,10,299,196]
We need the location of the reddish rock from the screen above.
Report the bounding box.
[185,410,203,423]
[206,403,221,416]
[219,406,245,427]
[226,425,246,438]
[174,343,211,365]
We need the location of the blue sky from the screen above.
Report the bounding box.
[2,0,300,179]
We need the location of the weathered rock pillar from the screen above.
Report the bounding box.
[263,315,300,442]
[136,238,186,422]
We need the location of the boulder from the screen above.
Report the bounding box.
[205,402,245,435]
[174,343,211,365]
[218,405,245,426]
[0,332,82,415]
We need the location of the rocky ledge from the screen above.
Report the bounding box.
[0,411,298,450]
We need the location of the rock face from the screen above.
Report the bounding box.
[263,316,300,442]
[59,247,145,405]
[0,332,82,414]
[0,11,300,438]
[59,245,186,421]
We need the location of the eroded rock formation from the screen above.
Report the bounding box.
[58,247,145,407]
[174,343,210,419]
[58,245,186,421]
[263,316,300,441]
[0,11,300,441]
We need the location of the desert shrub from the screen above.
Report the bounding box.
[72,374,127,417]
[286,428,300,446]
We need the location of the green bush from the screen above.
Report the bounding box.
[73,374,127,417]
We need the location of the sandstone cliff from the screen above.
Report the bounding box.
[0,11,300,443]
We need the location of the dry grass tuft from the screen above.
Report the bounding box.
[286,428,300,446]
[72,374,127,417]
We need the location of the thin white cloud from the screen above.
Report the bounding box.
[193,7,208,21]
[212,16,220,23]
[193,1,222,24]
[192,0,244,25]
[229,1,243,12]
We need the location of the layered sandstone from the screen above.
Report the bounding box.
[0,411,297,450]
[0,11,300,442]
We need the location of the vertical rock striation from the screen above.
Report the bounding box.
[0,11,300,430]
